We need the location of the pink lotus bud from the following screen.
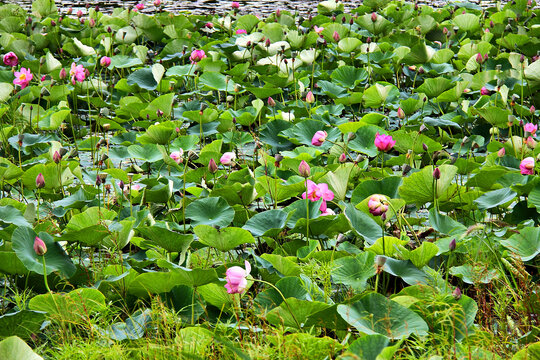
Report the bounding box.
[480,87,490,96]
[276,9,281,17]
[311,130,328,146]
[205,22,213,28]
[305,91,315,104]
[59,67,67,79]
[36,173,45,188]
[236,29,247,35]
[267,96,276,107]
[224,261,251,294]
[453,287,462,300]
[298,160,310,177]
[154,0,161,5]
[374,132,396,152]
[520,157,535,175]
[53,151,61,164]
[476,53,484,64]
[449,238,456,251]
[371,12,377,22]
[170,150,184,164]
[339,153,347,163]
[490,20,494,28]
[189,49,206,63]
[89,18,96,27]
[484,53,488,62]
[265,38,271,47]
[67,7,73,14]
[443,27,448,35]
[332,31,340,42]
[526,136,537,149]
[3,52,18,67]
[208,158,218,173]
[100,56,111,67]
[368,194,388,217]
[135,3,144,10]
[433,167,441,180]
[33,236,47,256]
[231,1,240,9]
[497,147,505,157]
[77,10,83,18]
[530,105,536,114]
[220,151,236,165]
[524,122,537,135]
[397,107,405,119]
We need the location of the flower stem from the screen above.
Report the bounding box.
[253,279,301,329]
[305,178,309,240]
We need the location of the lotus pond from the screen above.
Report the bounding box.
[0,0,539,359]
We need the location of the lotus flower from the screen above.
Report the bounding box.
[70,62,86,84]
[231,1,240,9]
[302,180,334,212]
[135,3,144,10]
[220,151,236,165]
[154,0,162,5]
[13,67,33,89]
[524,123,537,135]
[374,133,395,152]
[236,29,247,34]
[397,107,405,119]
[3,52,18,67]
[368,194,388,216]
[332,31,340,42]
[520,157,535,175]
[33,236,47,256]
[225,260,250,294]
[480,87,490,96]
[189,49,206,63]
[314,25,324,34]
[311,130,328,146]
[170,150,184,164]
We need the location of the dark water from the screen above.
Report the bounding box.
[0,0,497,16]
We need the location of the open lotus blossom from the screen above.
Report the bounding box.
[236,29,247,34]
[189,49,206,63]
[13,67,33,89]
[220,151,236,165]
[70,62,86,84]
[368,194,388,216]
[374,133,395,152]
[311,130,328,146]
[520,157,535,175]
[225,260,251,294]
[314,25,324,34]
[170,149,184,164]
[524,123,537,135]
[100,56,111,67]
[33,236,47,256]
[302,180,335,212]
[3,52,18,66]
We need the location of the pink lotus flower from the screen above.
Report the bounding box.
[339,153,347,163]
[480,87,490,96]
[520,157,535,175]
[368,194,388,216]
[231,1,240,9]
[321,208,335,216]
[225,260,251,294]
[70,62,86,84]
[135,3,144,10]
[33,236,47,256]
[89,18,96,27]
[154,0,161,5]
[13,67,33,89]
[205,22,214,28]
[189,49,206,63]
[302,180,334,212]
[236,29,247,35]
[3,52,18,67]
[530,105,535,114]
[314,25,324,34]
[170,149,184,164]
[100,56,111,67]
[374,133,395,152]
[77,10,83,18]
[524,123,537,135]
[311,130,328,146]
[220,151,236,165]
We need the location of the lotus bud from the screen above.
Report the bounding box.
[449,238,456,251]
[490,20,494,28]
[53,151,61,164]
[96,175,102,186]
[497,147,505,157]
[208,158,218,173]
[332,31,340,42]
[59,67,67,80]
[107,26,112,33]
[397,107,405,119]
[36,173,45,189]
[433,167,441,180]
[305,91,315,104]
[476,53,484,64]
[274,154,284,168]
[347,132,355,141]
[368,194,388,216]
[33,236,47,256]
[530,105,535,114]
[119,180,125,190]
[267,96,276,107]
[265,38,271,47]
[480,87,490,96]
[77,10,83,18]
[371,12,377,22]
[452,287,462,300]
[276,9,281,17]
[422,143,429,152]
[339,153,347,163]
[298,160,310,177]
[419,124,428,133]
[89,18,96,27]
